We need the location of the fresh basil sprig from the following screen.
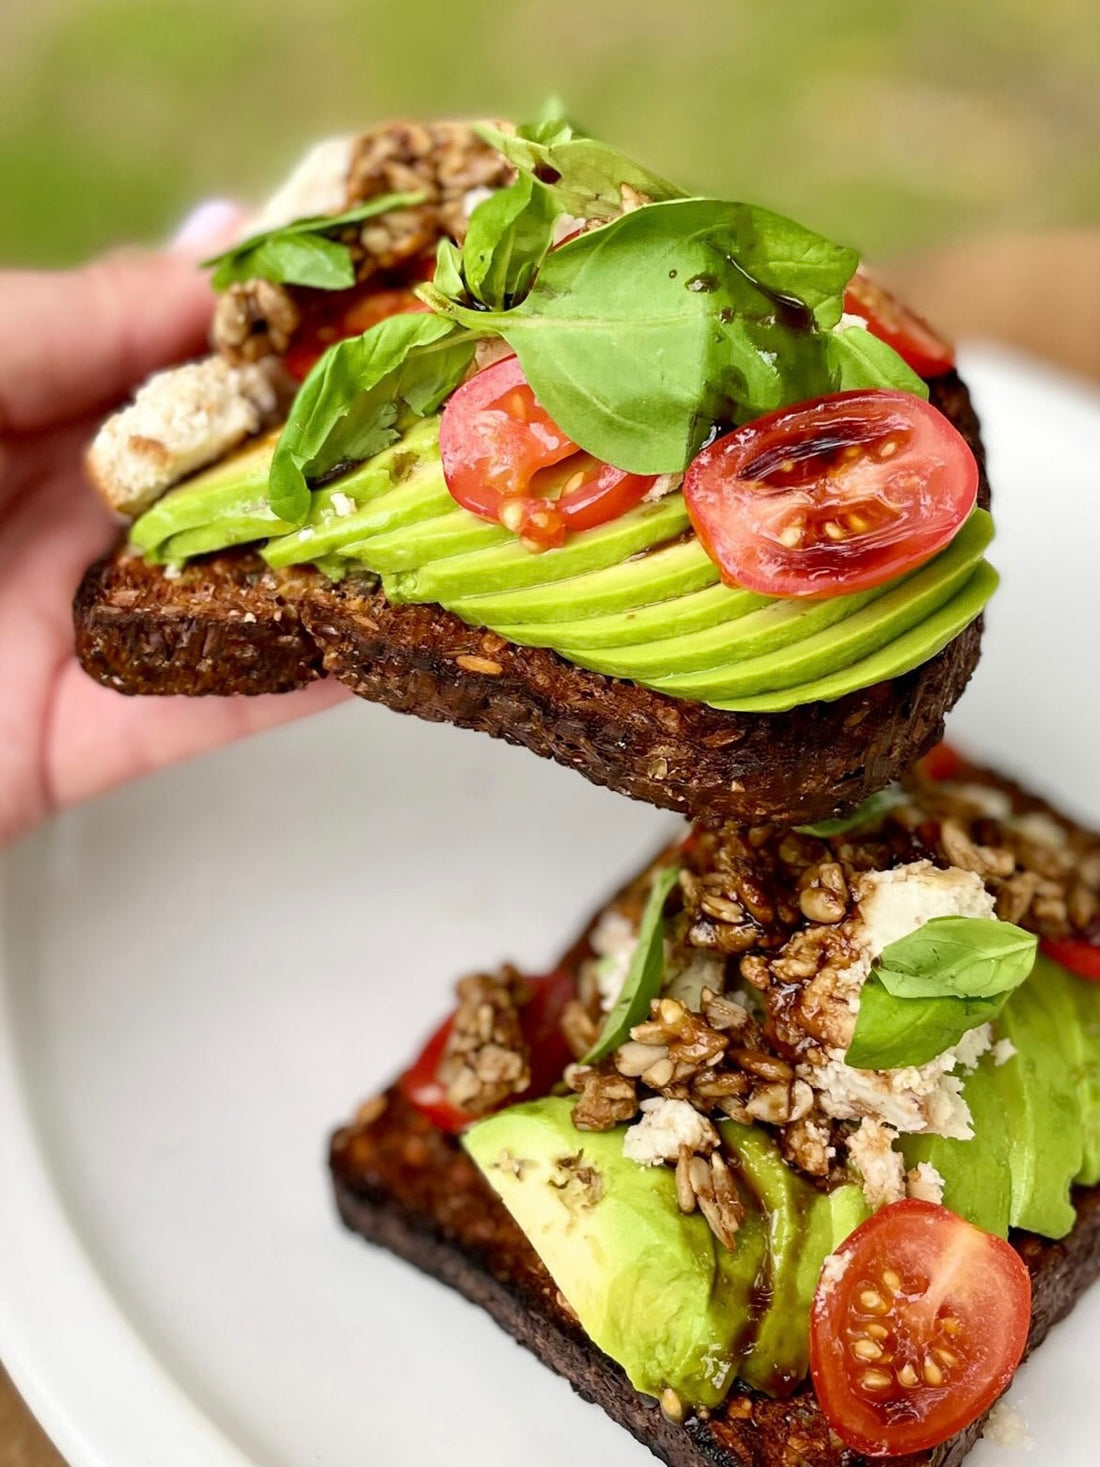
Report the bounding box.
[422,198,863,475]
[827,324,927,396]
[583,863,681,1064]
[269,312,476,524]
[845,916,1038,1070]
[796,786,907,839]
[203,191,426,291]
[456,174,559,311]
[474,117,685,220]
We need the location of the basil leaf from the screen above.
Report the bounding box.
[425,199,859,475]
[583,863,681,1064]
[845,980,1006,1070]
[433,238,467,302]
[796,786,906,838]
[462,174,558,310]
[204,191,426,290]
[877,917,1038,1000]
[475,120,687,220]
[269,313,475,524]
[827,324,929,399]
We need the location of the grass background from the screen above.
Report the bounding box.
[1,0,1098,267]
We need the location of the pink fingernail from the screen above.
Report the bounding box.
[169,198,244,255]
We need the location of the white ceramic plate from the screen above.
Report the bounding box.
[2,348,1099,1467]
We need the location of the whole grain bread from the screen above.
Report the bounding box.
[328,881,1100,1467]
[74,373,989,826]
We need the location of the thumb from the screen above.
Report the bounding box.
[0,205,246,436]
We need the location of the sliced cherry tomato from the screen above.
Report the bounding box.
[810,1199,1030,1458]
[439,355,656,549]
[844,269,956,379]
[1040,935,1100,981]
[682,389,978,598]
[398,970,577,1133]
[283,285,429,381]
[917,741,964,783]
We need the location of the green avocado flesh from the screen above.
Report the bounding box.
[903,955,1100,1240]
[128,415,997,710]
[463,1097,867,1408]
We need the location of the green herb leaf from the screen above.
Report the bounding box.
[203,191,426,290]
[844,917,1037,1069]
[462,174,559,310]
[876,917,1038,1000]
[475,120,687,220]
[796,786,906,838]
[827,324,929,399]
[269,312,475,524]
[583,863,681,1064]
[424,199,860,475]
[845,981,1006,1070]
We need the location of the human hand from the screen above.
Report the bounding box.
[0,216,346,847]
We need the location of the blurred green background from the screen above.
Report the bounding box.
[1,0,1097,267]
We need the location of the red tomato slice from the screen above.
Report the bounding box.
[398,970,577,1133]
[917,741,964,783]
[682,389,978,598]
[1040,936,1100,982]
[283,285,429,381]
[844,270,956,379]
[810,1200,1031,1458]
[439,355,656,549]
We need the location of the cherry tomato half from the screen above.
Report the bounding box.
[1040,936,1100,982]
[398,970,577,1133]
[917,741,964,783]
[810,1200,1031,1458]
[439,355,656,549]
[844,269,956,379]
[283,285,429,381]
[682,389,978,598]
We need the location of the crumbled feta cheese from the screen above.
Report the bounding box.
[954,1023,994,1073]
[847,1119,906,1209]
[810,1055,974,1139]
[330,491,356,517]
[643,472,684,503]
[907,1161,946,1205]
[857,861,995,958]
[985,1399,1030,1448]
[1009,810,1068,849]
[623,1098,718,1167]
[993,1037,1018,1066]
[587,910,638,1013]
[836,311,869,332]
[662,948,726,1010]
[817,1249,850,1296]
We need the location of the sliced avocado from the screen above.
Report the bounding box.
[130,432,286,560]
[618,511,992,698]
[494,580,771,651]
[464,1098,767,1408]
[711,561,997,712]
[901,1054,1013,1237]
[447,538,720,626]
[264,467,453,567]
[992,958,1083,1237]
[348,507,511,573]
[1060,965,1100,1185]
[722,1123,868,1395]
[387,495,691,602]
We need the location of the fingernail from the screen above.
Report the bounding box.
[169,198,244,255]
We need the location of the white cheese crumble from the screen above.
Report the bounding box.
[330,491,356,517]
[858,860,996,958]
[587,910,638,1013]
[662,948,727,1010]
[984,1399,1030,1448]
[907,1161,946,1205]
[993,1037,1018,1066]
[623,1098,718,1167]
[817,1249,851,1297]
[643,472,684,503]
[847,1118,906,1208]
[835,311,869,332]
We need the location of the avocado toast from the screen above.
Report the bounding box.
[75,113,994,825]
[331,752,1100,1463]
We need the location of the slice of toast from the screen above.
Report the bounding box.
[74,372,988,826]
[328,909,1100,1467]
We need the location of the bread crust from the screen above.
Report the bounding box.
[73,372,989,825]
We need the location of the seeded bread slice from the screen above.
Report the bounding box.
[73,372,988,826]
[328,906,1100,1467]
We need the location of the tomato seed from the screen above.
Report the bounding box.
[923,1356,945,1387]
[897,1362,919,1389]
[859,1369,893,1392]
[823,520,845,541]
[562,471,587,495]
[933,1347,958,1370]
[878,439,899,459]
[852,1339,884,1362]
[859,1289,888,1314]
[882,1268,903,1292]
[941,1315,961,1337]
[866,1323,890,1341]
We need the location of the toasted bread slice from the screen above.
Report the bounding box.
[328,878,1100,1467]
[73,372,988,825]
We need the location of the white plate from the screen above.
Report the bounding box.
[2,348,1099,1467]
